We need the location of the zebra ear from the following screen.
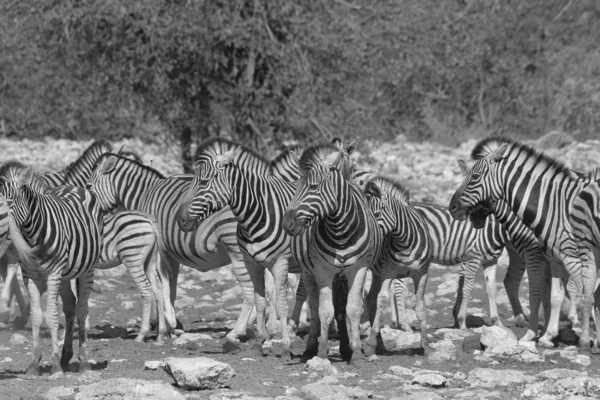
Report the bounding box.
[487,143,508,162]
[99,155,118,174]
[331,138,343,149]
[215,146,241,166]
[457,159,469,176]
[345,139,359,155]
[364,181,382,200]
[20,166,35,186]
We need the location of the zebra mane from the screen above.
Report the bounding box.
[367,175,410,204]
[271,147,301,168]
[94,153,165,179]
[471,136,572,176]
[195,137,273,175]
[0,161,49,192]
[63,140,113,177]
[298,143,345,174]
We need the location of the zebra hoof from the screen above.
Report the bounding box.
[134,334,146,343]
[591,344,600,354]
[301,349,318,362]
[25,364,41,376]
[538,336,555,348]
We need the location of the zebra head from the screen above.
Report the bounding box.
[86,154,128,212]
[177,139,242,232]
[0,162,39,226]
[283,143,355,236]
[449,139,510,226]
[363,177,409,236]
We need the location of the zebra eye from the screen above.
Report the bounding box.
[472,173,481,180]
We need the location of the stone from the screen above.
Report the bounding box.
[222,340,242,354]
[571,354,591,367]
[144,360,164,370]
[301,383,371,400]
[466,368,531,388]
[454,371,466,380]
[9,333,29,346]
[538,368,588,380]
[2,357,13,362]
[389,365,413,377]
[480,325,518,351]
[162,357,235,390]
[261,339,285,357]
[428,339,456,362]
[77,370,102,384]
[173,332,212,346]
[462,333,483,353]
[390,393,443,400]
[380,327,421,350]
[305,357,338,376]
[411,373,447,388]
[553,376,600,397]
[44,378,186,400]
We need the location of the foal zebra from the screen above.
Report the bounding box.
[87,153,256,344]
[449,136,593,348]
[0,165,103,376]
[283,143,381,361]
[362,176,432,354]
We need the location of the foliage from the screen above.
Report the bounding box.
[1,0,599,170]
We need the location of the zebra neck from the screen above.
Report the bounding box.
[17,190,43,248]
[118,168,163,209]
[321,186,365,244]
[389,205,415,247]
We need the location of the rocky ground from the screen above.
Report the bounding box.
[1,133,600,400]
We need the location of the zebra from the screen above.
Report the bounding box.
[569,169,600,351]
[448,136,593,349]
[0,165,103,376]
[352,169,532,331]
[86,152,257,345]
[282,142,382,361]
[176,138,302,359]
[0,195,21,321]
[362,176,432,354]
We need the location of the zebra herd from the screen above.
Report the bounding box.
[1,135,600,375]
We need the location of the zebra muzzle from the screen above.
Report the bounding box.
[282,209,305,236]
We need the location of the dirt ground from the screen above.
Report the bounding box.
[0,262,595,400]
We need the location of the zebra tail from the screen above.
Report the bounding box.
[6,212,37,268]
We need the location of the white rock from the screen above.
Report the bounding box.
[390,393,443,400]
[411,373,447,388]
[571,354,591,367]
[144,360,164,370]
[380,327,421,350]
[77,370,102,384]
[428,340,456,363]
[553,376,600,397]
[305,357,338,376]
[2,357,12,362]
[9,333,29,346]
[389,365,413,377]
[538,368,587,380]
[44,378,185,400]
[172,333,211,346]
[466,368,531,387]
[301,383,371,400]
[480,325,518,350]
[435,279,458,296]
[162,357,235,390]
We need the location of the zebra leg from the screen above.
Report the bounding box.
[413,271,429,353]
[162,255,181,330]
[271,256,292,359]
[24,277,44,376]
[75,273,94,372]
[225,250,255,343]
[302,270,320,360]
[264,268,279,336]
[11,265,30,323]
[559,251,584,330]
[504,243,528,325]
[45,273,63,376]
[538,272,566,347]
[578,245,596,352]
[156,255,176,332]
[345,266,370,362]
[453,260,479,329]
[123,257,154,343]
[482,260,501,326]
[365,273,390,356]
[518,248,547,343]
[60,279,76,373]
[0,261,13,318]
[245,258,268,345]
[365,270,382,327]
[290,273,306,328]
[316,276,335,359]
[147,252,170,344]
[593,280,600,353]
[392,278,412,332]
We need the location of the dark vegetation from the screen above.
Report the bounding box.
[1,0,599,170]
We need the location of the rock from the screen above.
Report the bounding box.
[411,373,447,388]
[454,371,466,380]
[380,327,421,350]
[144,360,165,370]
[77,370,102,384]
[553,376,600,397]
[162,357,235,390]
[366,354,379,362]
[389,365,413,377]
[435,279,458,296]
[121,300,135,310]
[462,333,482,353]
[305,357,338,376]
[466,368,531,388]
[521,381,553,399]
[261,339,285,357]
[571,354,591,367]
[301,383,371,400]
[44,378,186,400]
[428,339,456,362]
[480,325,518,351]
[222,340,241,355]
[2,357,13,362]
[126,317,141,327]
[390,393,443,400]
[173,332,212,346]
[434,328,474,341]
[9,333,29,346]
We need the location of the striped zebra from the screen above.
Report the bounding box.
[449,136,593,348]
[86,153,257,345]
[176,138,301,358]
[283,143,381,361]
[362,176,432,354]
[0,195,21,321]
[0,165,103,376]
[569,168,600,351]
